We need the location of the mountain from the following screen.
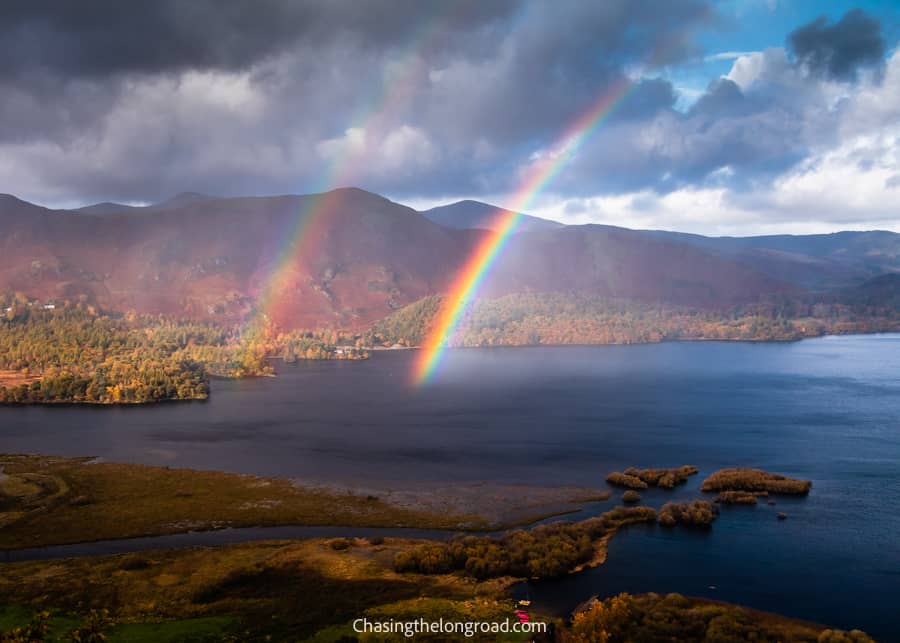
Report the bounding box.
[73,192,214,216]
[73,202,142,216]
[0,188,895,331]
[0,188,470,329]
[423,200,900,290]
[645,229,900,291]
[151,192,214,210]
[477,224,796,305]
[421,200,562,232]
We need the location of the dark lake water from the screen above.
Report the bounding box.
[3,335,899,639]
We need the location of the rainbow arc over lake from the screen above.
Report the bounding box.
[413,76,633,385]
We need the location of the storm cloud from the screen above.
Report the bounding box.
[788,9,885,81]
[0,2,896,234]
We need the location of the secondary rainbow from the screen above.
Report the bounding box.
[413,76,634,385]
[243,5,455,338]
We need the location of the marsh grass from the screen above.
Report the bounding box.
[0,455,480,549]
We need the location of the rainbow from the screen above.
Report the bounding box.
[413,76,634,385]
[243,5,457,339]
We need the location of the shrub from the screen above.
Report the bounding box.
[119,556,151,570]
[623,465,698,488]
[393,544,456,574]
[606,472,648,489]
[69,609,111,643]
[818,629,874,642]
[622,490,641,503]
[658,500,718,528]
[330,538,351,551]
[714,491,759,505]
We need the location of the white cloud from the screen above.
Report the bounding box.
[380,125,438,172]
[316,127,368,162]
[725,47,794,90]
[705,51,760,62]
[525,45,900,235]
[532,118,900,235]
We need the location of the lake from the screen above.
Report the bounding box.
[3,335,899,639]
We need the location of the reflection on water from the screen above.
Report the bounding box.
[2,335,899,638]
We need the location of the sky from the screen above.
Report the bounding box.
[1,0,898,235]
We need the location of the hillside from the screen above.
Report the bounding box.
[366,285,900,349]
[1,188,896,332]
[422,200,900,291]
[479,224,797,306]
[645,228,900,291]
[0,189,469,330]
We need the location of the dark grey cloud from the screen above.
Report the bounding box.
[0,0,714,204]
[788,9,885,81]
[0,0,517,78]
[0,0,894,215]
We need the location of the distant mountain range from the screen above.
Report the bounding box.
[1,189,898,330]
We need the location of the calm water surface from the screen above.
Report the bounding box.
[3,335,899,638]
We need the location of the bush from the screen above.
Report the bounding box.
[606,472,648,489]
[623,465,698,488]
[818,629,874,642]
[622,490,641,503]
[658,500,718,528]
[714,490,759,505]
[119,556,151,570]
[330,538,351,551]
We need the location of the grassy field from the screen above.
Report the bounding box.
[0,454,610,549]
[0,536,873,642]
[0,605,232,643]
[0,537,537,641]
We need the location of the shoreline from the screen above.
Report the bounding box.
[395,329,900,352]
[2,331,897,407]
[0,454,613,551]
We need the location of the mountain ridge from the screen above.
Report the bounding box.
[421,199,563,232]
[1,188,897,330]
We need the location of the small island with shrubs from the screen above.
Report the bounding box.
[657,500,719,527]
[702,468,812,495]
[606,465,698,490]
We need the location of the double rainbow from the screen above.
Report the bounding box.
[412,76,634,385]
